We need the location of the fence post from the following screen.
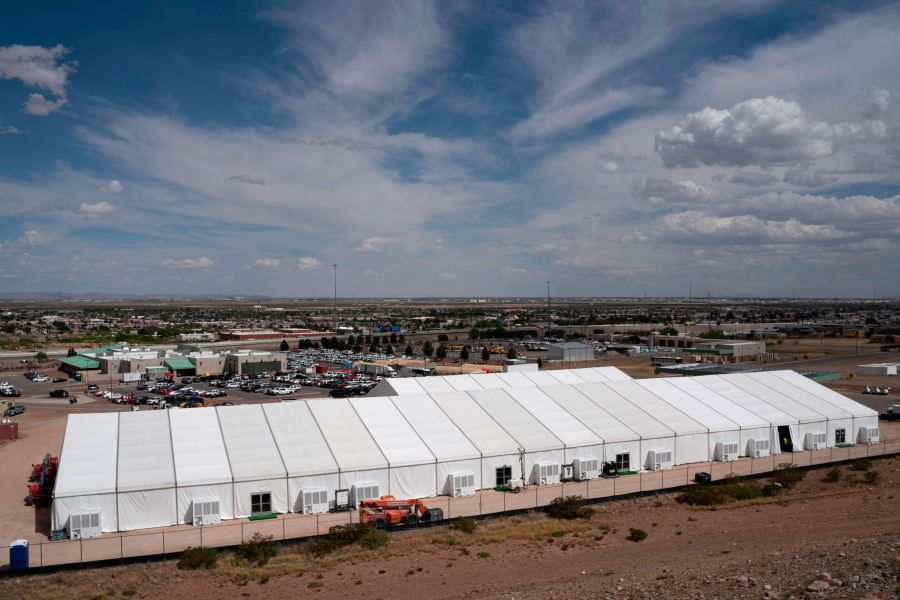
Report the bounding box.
[40,542,43,573]
[200,524,203,547]
[241,522,244,542]
[79,537,83,569]
[120,535,124,565]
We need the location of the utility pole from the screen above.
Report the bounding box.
[332,264,339,335]
[546,281,551,337]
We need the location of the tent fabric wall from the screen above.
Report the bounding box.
[430,391,524,487]
[52,413,119,532]
[261,402,339,512]
[665,378,773,455]
[503,386,604,462]
[306,399,389,492]
[216,405,288,517]
[350,397,437,498]
[116,411,176,530]
[769,370,879,430]
[169,407,234,523]
[607,380,709,464]
[390,394,483,494]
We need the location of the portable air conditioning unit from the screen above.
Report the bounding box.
[646,449,673,471]
[714,442,739,462]
[747,438,770,458]
[804,432,827,451]
[857,426,880,444]
[532,461,560,485]
[68,509,101,540]
[350,482,380,507]
[572,457,599,481]
[301,488,329,514]
[447,472,476,497]
[191,498,221,526]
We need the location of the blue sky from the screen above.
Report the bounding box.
[1,1,899,298]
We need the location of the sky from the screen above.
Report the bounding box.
[1,0,899,299]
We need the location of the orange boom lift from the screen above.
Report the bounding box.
[358,495,444,528]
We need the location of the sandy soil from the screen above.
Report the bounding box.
[1,457,897,600]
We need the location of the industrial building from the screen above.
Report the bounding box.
[51,369,879,535]
[649,335,766,363]
[857,363,899,376]
[547,342,595,362]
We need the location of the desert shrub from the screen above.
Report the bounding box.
[357,527,389,550]
[308,580,324,589]
[627,528,648,542]
[762,483,782,497]
[451,517,477,534]
[851,458,873,471]
[825,467,841,483]
[121,584,137,597]
[477,551,490,558]
[547,495,594,520]
[864,470,881,484]
[177,546,218,570]
[772,464,805,488]
[236,533,278,566]
[677,479,764,506]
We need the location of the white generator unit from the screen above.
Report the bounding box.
[191,498,221,526]
[301,488,329,514]
[572,457,599,481]
[804,432,827,451]
[68,509,101,540]
[714,442,739,462]
[646,449,673,471]
[857,426,880,444]
[533,461,560,485]
[446,472,476,497]
[747,438,771,458]
[350,482,380,507]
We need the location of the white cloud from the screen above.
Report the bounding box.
[864,86,891,120]
[0,44,76,116]
[658,211,844,244]
[100,179,123,193]
[356,236,391,252]
[20,229,52,246]
[503,266,528,274]
[640,178,717,205]
[363,268,379,276]
[782,163,837,187]
[163,256,214,269]
[655,96,885,168]
[0,124,21,135]
[254,257,281,269]
[433,237,445,248]
[296,256,320,270]
[79,201,115,216]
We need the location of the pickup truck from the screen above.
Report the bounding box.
[880,405,900,421]
[3,405,25,417]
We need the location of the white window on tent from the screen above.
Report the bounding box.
[251,492,271,514]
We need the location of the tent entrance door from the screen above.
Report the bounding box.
[777,426,793,452]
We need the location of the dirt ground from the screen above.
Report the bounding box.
[0,457,897,599]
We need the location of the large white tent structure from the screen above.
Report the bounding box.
[52,369,880,535]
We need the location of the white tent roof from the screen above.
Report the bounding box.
[444,373,485,391]
[769,370,878,418]
[540,384,639,443]
[386,377,427,396]
[575,382,674,439]
[722,373,826,424]
[745,372,852,420]
[415,376,456,395]
[350,397,435,468]
[694,375,798,426]
[571,368,613,383]
[592,367,632,381]
[169,407,232,487]
[636,379,738,433]
[520,370,566,386]
[606,380,707,435]
[262,401,338,477]
[55,413,119,497]
[496,372,534,388]
[468,373,507,389]
[503,386,603,447]
[665,377,770,430]
[546,369,589,384]
[390,394,480,462]
[117,410,175,493]
[468,388,563,452]
[430,391,521,456]
[216,405,286,483]
[307,399,388,471]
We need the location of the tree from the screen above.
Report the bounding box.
[347,334,355,347]
[436,344,447,360]
[373,336,381,346]
[35,351,48,362]
[279,339,289,351]
[390,332,398,344]
[67,348,77,357]
[405,344,414,356]
[469,328,480,341]
[384,344,394,355]
[437,334,449,342]
[398,334,405,344]
[537,357,543,368]
[700,329,727,340]
[507,345,518,359]
[422,340,434,357]
[369,343,377,353]
[460,346,470,360]
[658,326,679,336]
[481,347,490,362]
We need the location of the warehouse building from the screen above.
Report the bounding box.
[547,342,595,362]
[51,369,880,535]
[858,363,898,376]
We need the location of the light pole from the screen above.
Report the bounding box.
[332,264,338,335]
